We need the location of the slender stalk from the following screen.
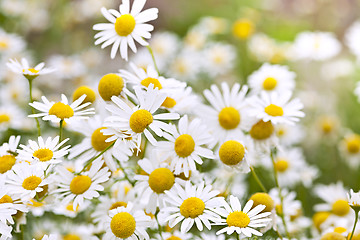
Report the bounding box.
[237,233,240,240]
[146,45,160,74]
[118,160,136,186]
[155,211,164,240]
[27,78,41,136]
[349,210,359,240]
[250,166,267,192]
[270,148,290,239]
[59,119,64,143]
[78,142,115,174]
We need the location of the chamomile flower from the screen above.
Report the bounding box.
[248,63,296,94]
[5,163,51,202]
[246,117,279,152]
[103,85,180,148]
[7,58,55,79]
[93,0,159,60]
[347,189,360,209]
[0,135,20,174]
[202,43,236,77]
[197,82,249,147]
[0,29,25,56]
[247,91,305,125]
[103,202,152,240]
[29,94,95,123]
[213,195,272,237]
[162,181,223,233]
[275,123,304,146]
[216,139,250,173]
[157,115,214,177]
[162,231,194,240]
[53,159,110,210]
[34,234,60,240]
[0,104,26,131]
[18,136,70,168]
[340,133,360,167]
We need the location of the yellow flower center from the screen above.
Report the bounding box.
[91,127,115,151]
[63,234,81,240]
[129,109,153,133]
[332,200,350,216]
[23,68,39,74]
[33,149,54,162]
[0,41,8,49]
[265,104,284,116]
[29,199,43,208]
[109,201,128,210]
[249,192,275,212]
[148,168,175,194]
[226,211,251,228]
[22,176,42,190]
[275,204,283,215]
[140,77,162,89]
[166,237,182,240]
[70,175,92,195]
[263,77,277,90]
[218,107,241,130]
[66,204,79,212]
[49,102,74,119]
[114,14,136,36]
[275,159,289,172]
[320,117,335,134]
[0,154,16,174]
[334,227,347,234]
[249,120,274,140]
[0,114,10,123]
[219,140,245,166]
[313,211,331,231]
[180,197,205,218]
[98,73,124,101]
[276,127,286,137]
[110,212,136,238]
[232,19,254,40]
[0,195,13,204]
[174,134,195,158]
[346,135,360,154]
[72,86,96,104]
[320,232,346,240]
[162,97,177,108]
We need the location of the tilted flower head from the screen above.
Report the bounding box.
[29,94,95,123]
[93,0,158,60]
[6,58,55,79]
[347,189,360,209]
[0,135,21,175]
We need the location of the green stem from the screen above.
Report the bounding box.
[155,211,164,240]
[28,78,41,136]
[146,45,160,75]
[59,119,64,143]
[250,166,267,192]
[78,142,115,174]
[270,148,290,239]
[350,210,359,240]
[118,160,136,186]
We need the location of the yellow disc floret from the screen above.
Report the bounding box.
[98,74,124,101]
[0,154,16,173]
[0,114,10,123]
[110,212,136,238]
[226,211,250,228]
[141,77,162,89]
[70,175,92,195]
[91,127,114,151]
[33,149,54,162]
[345,135,360,154]
[49,102,74,119]
[72,86,96,103]
[320,232,346,240]
[263,77,277,90]
[249,193,275,212]
[22,176,42,190]
[332,199,350,216]
[109,201,128,210]
[218,107,241,130]
[63,234,81,240]
[275,159,289,172]
[0,195,13,204]
[162,97,177,108]
[148,168,175,194]
[232,19,254,40]
[313,211,331,231]
[265,104,284,117]
[180,197,205,218]
[114,14,136,36]
[129,109,153,133]
[219,140,245,166]
[23,68,39,74]
[174,134,195,158]
[249,120,274,140]
[166,236,182,240]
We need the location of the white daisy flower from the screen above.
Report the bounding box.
[103,202,152,240]
[68,115,133,172]
[93,0,158,60]
[17,136,70,168]
[216,138,250,173]
[33,234,60,240]
[345,21,360,62]
[0,104,26,132]
[167,48,202,82]
[58,223,98,240]
[214,195,272,237]
[0,135,20,175]
[248,63,296,94]
[29,94,95,123]
[160,86,201,115]
[197,82,249,147]
[275,123,304,147]
[53,159,111,210]
[103,84,180,148]
[161,231,194,240]
[5,162,51,201]
[52,201,90,218]
[157,115,214,177]
[0,29,25,56]
[0,219,14,240]
[6,58,55,79]
[339,133,360,168]
[246,117,279,152]
[347,189,360,208]
[201,43,236,77]
[247,91,305,125]
[162,181,223,233]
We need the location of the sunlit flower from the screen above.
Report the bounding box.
[7,58,55,79]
